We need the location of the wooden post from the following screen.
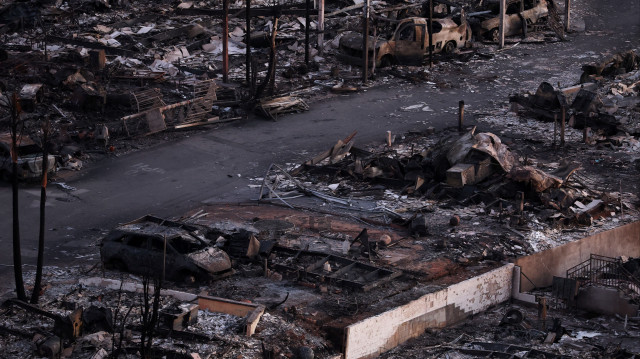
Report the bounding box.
[362,0,370,84]
[458,100,464,132]
[222,0,229,83]
[560,106,566,147]
[564,0,571,32]
[518,191,524,214]
[317,0,325,54]
[305,0,310,66]
[499,0,506,48]
[428,0,433,68]
[245,0,252,88]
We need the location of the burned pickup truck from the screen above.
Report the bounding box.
[469,0,549,42]
[100,215,232,283]
[339,15,472,67]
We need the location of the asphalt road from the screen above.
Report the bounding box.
[0,0,638,296]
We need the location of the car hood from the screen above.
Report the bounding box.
[187,247,232,274]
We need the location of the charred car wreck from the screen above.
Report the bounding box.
[100,215,232,283]
[0,132,56,181]
[469,0,549,42]
[340,14,472,67]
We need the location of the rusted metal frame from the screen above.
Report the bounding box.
[361,270,401,291]
[273,249,400,291]
[329,262,357,278]
[306,255,331,271]
[222,0,229,83]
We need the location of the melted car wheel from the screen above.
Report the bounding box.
[443,41,456,54]
[490,28,500,43]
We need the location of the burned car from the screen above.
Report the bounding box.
[0,132,57,181]
[470,0,549,42]
[339,15,472,67]
[100,215,233,283]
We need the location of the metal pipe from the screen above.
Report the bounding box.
[565,0,571,32]
[245,0,252,87]
[305,0,310,66]
[317,0,325,54]
[499,0,505,48]
[362,0,370,84]
[458,100,464,131]
[428,0,433,68]
[222,0,229,83]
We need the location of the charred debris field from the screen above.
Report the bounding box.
[1,0,640,358]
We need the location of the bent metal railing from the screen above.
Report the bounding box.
[567,254,640,296]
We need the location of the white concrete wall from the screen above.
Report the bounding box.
[343,263,514,359]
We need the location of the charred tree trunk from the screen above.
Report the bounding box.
[140,276,161,359]
[31,118,50,304]
[9,94,26,301]
[255,16,279,99]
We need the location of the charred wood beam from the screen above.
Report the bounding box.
[139,22,210,47]
[45,35,137,57]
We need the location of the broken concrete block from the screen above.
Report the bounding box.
[161,304,199,331]
[37,335,61,358]
[446,163,475,188]
[18,83,43,111]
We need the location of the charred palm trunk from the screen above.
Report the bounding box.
[10,94,26,301]
[31,119,50,304]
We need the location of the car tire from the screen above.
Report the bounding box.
[106,259,127,271]
[180,271,196,285]
[443,41,456,54]
[490,28,500,43]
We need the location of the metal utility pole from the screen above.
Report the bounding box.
[305,0,311,66]
[245,0,252,87]
[428,0,433,68]
[222,0,229,83]
[362,0,370,84]
[499,0,506,48]
[317,0,325,54]
[564,0,571,32]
